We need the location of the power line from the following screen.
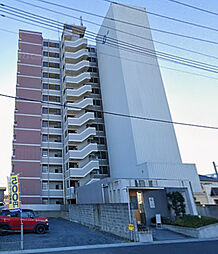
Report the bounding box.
[0,27,18,34]
[98,50,218,80]
[11,0,218,60]
[1,12,217,75]
[1,92,218,131]
[1,5,218,74]
[103,0,218,32]
[22,0,218,45]
[0,25,216,81]
[166,0,218,16]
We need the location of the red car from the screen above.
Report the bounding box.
[0,209,49,235]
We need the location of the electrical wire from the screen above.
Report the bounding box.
[1,93,218,130]
[0,5,218,74]
[0,25,217,80]
[103,0,218,32]
[10,0,218,61]
[166,0,218,16]
[19,0,218,45]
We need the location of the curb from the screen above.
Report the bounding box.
[1,237,218,254]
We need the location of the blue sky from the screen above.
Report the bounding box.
[0,0,218,187]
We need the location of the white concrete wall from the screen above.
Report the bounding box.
[96,3,182,179]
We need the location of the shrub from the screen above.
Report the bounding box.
[167,191,186,217]
[173,215,218,228]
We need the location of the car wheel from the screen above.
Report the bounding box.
[0,225,9,236]
[35,224,46,234]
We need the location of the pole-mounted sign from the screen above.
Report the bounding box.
[8,174,21,211]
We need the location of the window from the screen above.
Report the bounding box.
[92,88,100,95]
[42,108,48,114]
[42,121,48,127]
[93,100,101,106]
[43,41,48,47]
[21,210,35,218]
[55,136,61,142]
[49,52,59,58]
[42,150,48,157]
[98,124,104,131]
[43,95,48,101]
[43,83,48,89]
[55,166,62,173]
[43,62,48,67]
[56,109,61,115]
[69,162,78,168]
[43,72,49,78]
[43,51,48,56]
[56,122,61,128]
[42,165,48,173]
[49,62,60,68]
[42,135,48,142]
[99,137,105,144]
[94,112,103,118]
[42,182,48,190]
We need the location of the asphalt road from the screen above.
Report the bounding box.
[34,239,218,254]
[0,218,123,251]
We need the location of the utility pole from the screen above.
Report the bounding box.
[212,161,218,179]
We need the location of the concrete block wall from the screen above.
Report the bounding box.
[69,204,134,239]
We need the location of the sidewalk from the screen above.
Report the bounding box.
[151,227,191,241]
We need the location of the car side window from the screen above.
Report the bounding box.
[11,212,20,217]
[21,211,29,217]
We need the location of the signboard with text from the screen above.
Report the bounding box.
[128,224,134,231]
[8,175,21,211]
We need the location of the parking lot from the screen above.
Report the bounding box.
[0,218,124,251]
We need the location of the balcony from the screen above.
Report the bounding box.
[41,114,62,121]
[63,60,89,76]
[63,85,92,102]
[63,72,91,89]
[41,142,63,149]
[64,112,95,130]
[41,127,62,135]
[41,189,63,197]
[63,38,87,52]
[43,56,59,63]
[42,67,60,74]
[42,89,61,97]
[42,77,60,85]
[42,102,61,110]
[41,157,63,164]
[63,49,89,64]
[41,173,63,181]
[65,98,93,113]
[66,143,98,160]
[68,160,99,178]
[66,127,96,143]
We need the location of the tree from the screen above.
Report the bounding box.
[167,192,186,217]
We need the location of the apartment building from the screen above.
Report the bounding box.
[12,25,109,204]
[12,2,202,215]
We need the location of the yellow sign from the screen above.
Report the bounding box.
[8,175,21,210]
[128,224,134,231]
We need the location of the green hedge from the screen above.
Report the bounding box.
[173,215,218,228]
